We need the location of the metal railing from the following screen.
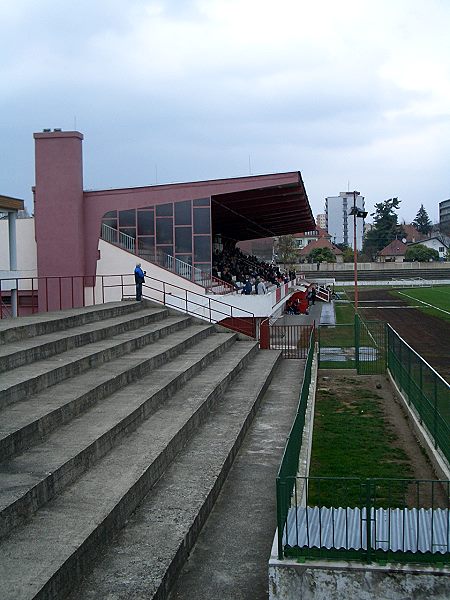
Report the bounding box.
[276,328,315,558]
[279,476,450,565]
[355,314,387,375]
[0,273,257,338]
[117,273,257,338]
[0,275,94,318]
[101,223,136,253]
[387,325,450,464]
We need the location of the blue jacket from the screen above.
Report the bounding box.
[134,266,145,283]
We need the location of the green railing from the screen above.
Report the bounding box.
[276,328,315,559]
[280,476,450,565]
[387,325,450,464]
[319,316,386,374]
[355,314,387,375]
[318,323,355,369]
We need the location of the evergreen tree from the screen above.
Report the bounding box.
[363,197,404,259]
[412,204,432,235]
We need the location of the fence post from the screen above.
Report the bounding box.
[260,319,270,349]
[355,314,360,374]
[365,479,372,563]
[276,479,285,560]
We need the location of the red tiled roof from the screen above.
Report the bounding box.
[378,240,408,256]
[402,224,427,243]
[299,238,343,255]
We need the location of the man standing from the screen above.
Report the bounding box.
[134,263,146,301]
[256,278,266,295]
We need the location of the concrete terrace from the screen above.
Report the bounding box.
[0,299,309,600]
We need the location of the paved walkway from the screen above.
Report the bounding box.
[167,359,304,600]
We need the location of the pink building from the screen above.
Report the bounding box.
[31,130,314,311]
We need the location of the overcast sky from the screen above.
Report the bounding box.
[1,0,449,225]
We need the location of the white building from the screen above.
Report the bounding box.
[316,213,327,229]
[440,199,450,234]
[408,236,450,260]
[325,192,365,250]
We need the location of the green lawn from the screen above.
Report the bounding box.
[308,374,413,507]
[393,285,450,321]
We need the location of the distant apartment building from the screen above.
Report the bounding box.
[316,213,327,229]
[439,199,450,234]
[325,192,365,250]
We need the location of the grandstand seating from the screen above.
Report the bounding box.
[0,300,290,600]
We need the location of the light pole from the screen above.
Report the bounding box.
[349,191,367,312]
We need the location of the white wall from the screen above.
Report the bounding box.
[92,240,294,319]
[416,238,449,259]
[0,217,37,276]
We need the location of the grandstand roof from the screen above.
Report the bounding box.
[210,172,314,242]
[0,194,24,212]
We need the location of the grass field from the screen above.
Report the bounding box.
[308,374,413,507]
[393,284,450,322]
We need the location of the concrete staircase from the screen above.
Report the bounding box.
[0,300,282,600]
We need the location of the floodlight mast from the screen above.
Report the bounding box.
[350,191,368,311]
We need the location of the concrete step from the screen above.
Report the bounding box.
[0,321,217,463]
[0,314,195,410]
[0,301,144,346]
[0,305,169,373]
[0,327,236,537]
[70,350,283,600]
[0,341,270,600]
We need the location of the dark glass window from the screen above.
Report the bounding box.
[158,245,173,258]
[137,210,154,236]
[138,236,155,254]
[119,210,136,227]
[193,198,210,207]
[103,210,117,219]
[175,254,192,265]
[174,200,192,225]
[175,227,192,253]
[156,218,173,244]
[102,218,117,230]
[119,227,136,239]
[194,236,211,262]
[156,203,173,217]
[193,208,210,234]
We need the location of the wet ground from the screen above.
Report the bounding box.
[353,288,450,382]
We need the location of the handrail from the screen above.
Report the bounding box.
[119,272,256,338]
[101,223,136,253]
[0,273,256,338]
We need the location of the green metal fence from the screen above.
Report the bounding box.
[318,316,386,375]
[318,324,355,369]
[387,325,450,465]
[355,314,387,375]
[276,328,315,559]
[280,476,450,565]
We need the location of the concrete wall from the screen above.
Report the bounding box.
[297,261,450,272]
[0,217,37,277]
[269,562,450,600]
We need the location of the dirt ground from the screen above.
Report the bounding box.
[351,288,450,382]
[318,369,448,507]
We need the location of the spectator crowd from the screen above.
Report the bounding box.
[212,246,296,295]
